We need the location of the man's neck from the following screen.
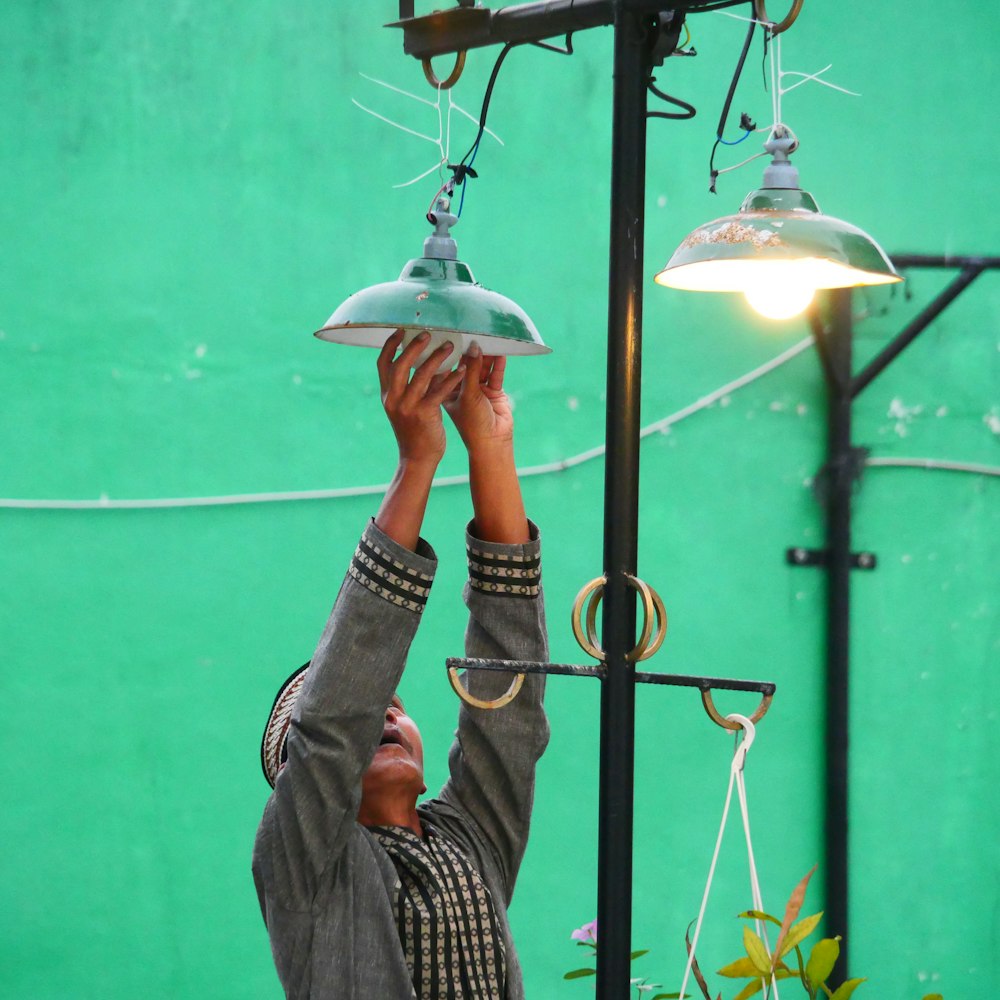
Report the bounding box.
[358,795,424,837]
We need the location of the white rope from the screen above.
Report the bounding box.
[676,714,779,1000]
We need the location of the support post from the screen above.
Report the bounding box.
[596,3,648,997]
[823,287,853,977]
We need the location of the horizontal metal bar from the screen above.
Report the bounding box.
[447,657,605,679]
[891,253,1000,270]
[634,671,776,696]
[387,0,744,60]
[387,0,616,60]
[447,658,775,695]
[786,546,877,570]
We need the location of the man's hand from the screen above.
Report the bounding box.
[373,330,465,551]
[445,347,530,544]
[443,347,514,452]
[378,330,466,465]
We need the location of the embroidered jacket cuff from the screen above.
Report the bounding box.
[348,519,438,614]
[465,520,542,599]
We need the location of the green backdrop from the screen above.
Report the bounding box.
[2,2,997,997]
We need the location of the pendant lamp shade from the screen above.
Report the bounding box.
[316,200,549,369]
[655,130,901,316]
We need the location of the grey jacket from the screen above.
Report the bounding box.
[252,520,549,998]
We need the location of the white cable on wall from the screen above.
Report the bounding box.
[2,336,996,510]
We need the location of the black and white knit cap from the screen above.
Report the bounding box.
[260,663,310,788]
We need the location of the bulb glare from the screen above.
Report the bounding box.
[744,281,815,321]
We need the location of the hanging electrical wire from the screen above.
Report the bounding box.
[708,11,761,192]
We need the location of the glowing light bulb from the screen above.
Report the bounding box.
[744,277,815,321]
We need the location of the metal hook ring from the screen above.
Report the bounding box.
[701,689,774,731]
[448,666,524,711]
[753,0,804,35]
[422,50,467,90]
[571,575,669,663]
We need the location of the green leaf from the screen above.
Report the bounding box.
[631,949,650,960]
[772,866,817,972]
[576,941,598,949]
[737,910,782,927]
[563,968,597,979]
[732,979,765,1000]
[743,927,772,976]
[805,937,840,988]
[718,956,759,978]
[829,977,867,1000]
[779,911,824,957]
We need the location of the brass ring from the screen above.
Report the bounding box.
[629,576,668,662]
[571,575,669,663]
[448,667,524,711]
[422,51,467,90]
[572,577,607,661]
[701,689,774,731]
[753,0,803,35]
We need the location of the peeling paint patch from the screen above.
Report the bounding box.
[195,344,207,358]
[656,195,667,208]
[984,408,1000,435]
[567,396,579,411]
[682,220,783,250]
[887,397,924,437]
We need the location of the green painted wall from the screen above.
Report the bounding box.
[2,3,996,997]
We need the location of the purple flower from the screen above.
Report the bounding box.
[571,919,598,944]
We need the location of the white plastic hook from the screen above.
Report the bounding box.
[726,712,756,770]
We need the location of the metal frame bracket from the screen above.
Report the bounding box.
[785,546,877,570]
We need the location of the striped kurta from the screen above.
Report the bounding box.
[372,824,506,1000]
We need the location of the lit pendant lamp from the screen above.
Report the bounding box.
[655,128,901,320]
[316,198,550,368]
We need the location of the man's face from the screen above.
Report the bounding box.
[361,695,426,800]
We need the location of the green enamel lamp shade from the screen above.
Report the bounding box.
[655,186,901,294]
[316,255,549,368]
[655,131,901,319]
[316,200,547,368]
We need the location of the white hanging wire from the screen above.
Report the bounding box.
[676,714,780,1000]
[351,73,502,190]
[712,9,858,183]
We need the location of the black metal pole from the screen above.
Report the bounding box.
[823,287,853,977]
[596,3,648,997]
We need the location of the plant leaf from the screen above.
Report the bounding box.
[742,927,771,976]
[779,911,824,957]
[805,937,840,988]
[830,977,867,1000]
[631,949,650,960]
[718,957,759,978]
[732,979,766,1000]
[685,921,713,1000]
[921,995,944,1000]
[771,865,817,972]
[563,968,597,979]
[738,910,783,927]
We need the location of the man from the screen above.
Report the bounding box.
[253,330,549,999]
